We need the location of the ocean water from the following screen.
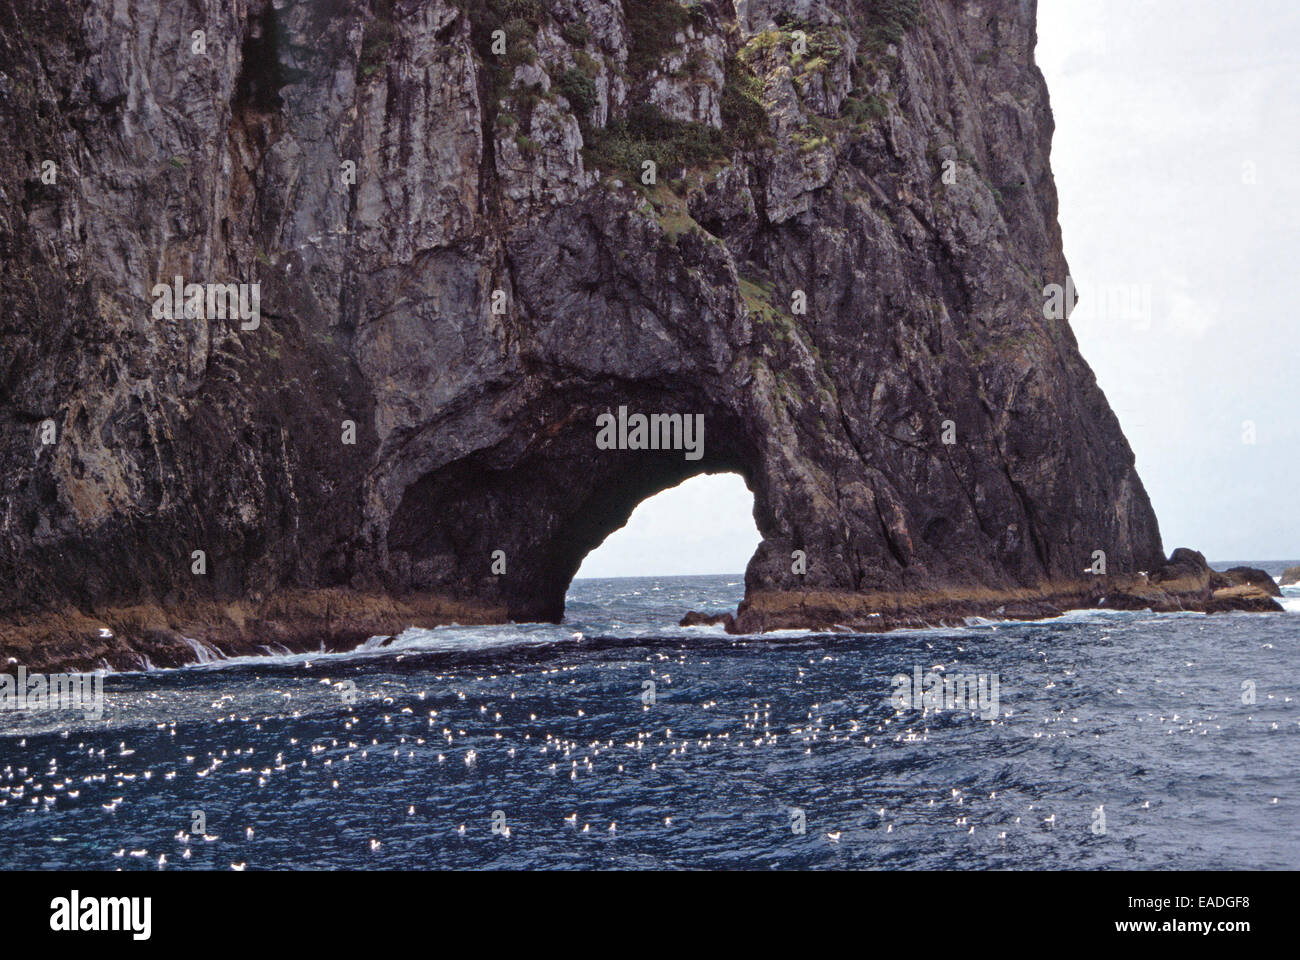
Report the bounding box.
[2,570,1297,870]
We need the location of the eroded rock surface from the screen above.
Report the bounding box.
[0,1,1272,670]
[1212,566,1282,598]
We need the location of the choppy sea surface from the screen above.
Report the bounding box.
[2,566,1298,870]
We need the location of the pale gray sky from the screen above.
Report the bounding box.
[575,472,759,578]
[577,1,1298,579]
[1037,0,1299,562]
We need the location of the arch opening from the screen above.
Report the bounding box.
[383,395,771,624]
[573,472,761,580]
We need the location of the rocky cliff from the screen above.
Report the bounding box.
[0,0,1275,671]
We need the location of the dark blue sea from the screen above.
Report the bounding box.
[3,567,1298,869]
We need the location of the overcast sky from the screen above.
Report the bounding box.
[576,1,1299,579]
[1036,0,1299,562]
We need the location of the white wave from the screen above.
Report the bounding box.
[677,622,733,635]
[132,595,1259,674]
[181,636,226,664]
[169,621,581,673]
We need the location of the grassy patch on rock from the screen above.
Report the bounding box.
[461,0,549,105]
[625,0,697,74]
[637,182,703,243]
[740,275,795,342]
[721,54,770,145]
[842,92,888,127]
[583,104,729,181]
[861,0,921,52]
[555,67,597,122]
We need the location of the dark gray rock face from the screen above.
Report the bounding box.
[0,0,1223,668]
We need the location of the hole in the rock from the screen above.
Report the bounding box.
[572,472,760,580]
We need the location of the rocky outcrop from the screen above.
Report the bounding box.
[1212,565,1282,598]
[727,548,1282,632]
[679,610,735,629]
[0,1,1279,671]
[1280,565,1300,587]
[1099,549,1280,618]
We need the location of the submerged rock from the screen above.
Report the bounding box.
[0,1,1275,669]
[679,611,736,630]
